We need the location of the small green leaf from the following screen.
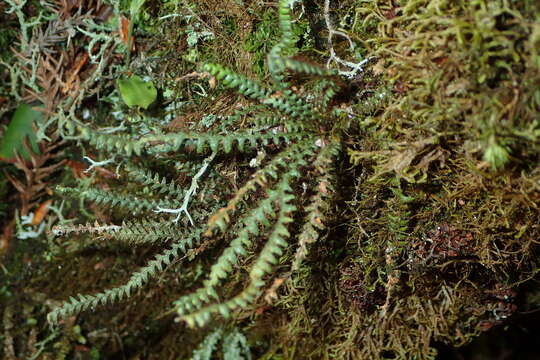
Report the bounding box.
[0,104,41,161]
[117,75,157,109]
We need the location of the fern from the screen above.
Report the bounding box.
[293,141,339,270]
[47,228,203,324]
[125,165,186,199]
[56,185,181,214]
[175,164,307,317]
[179,173,298,327]
[190,327,251,360]
[48,0,345,330]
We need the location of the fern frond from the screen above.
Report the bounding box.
[78,126,142,156]
[268,0,296,86]
[205,140,317,236]
[293,141,339,270]
[175,176,288,315]
[80,123,310,156]
[191,328,223,360]
[125,165,186,199]
[179,173,298,327]
[204,63,271,100]
[281,57,335,77]
[56,186,181,214]
[204,62,313,120]
[250,114,309,133]
[141,131,310,154]
[47,229,203,325]
[51,221,121,237]
[222,330,251,360]
[190,328,251,360]
[112,219,187,244]
[51,219,191,246]
[314,79,340,109]
[214,105,269,132]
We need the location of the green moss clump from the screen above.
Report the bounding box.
[269,0,540,358]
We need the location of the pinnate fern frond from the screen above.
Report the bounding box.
[112,219,188,245]
[51,219,187,246]
[222,329,251,360]
[205,140,316,236]
[203,63,271,100]
[48,228,203,325]
[125,165,186,199]
[145,131,309,154]
[315,79,340,109]
[175,174,293,315]
[190,327,251,360]
[79,122,310,156]
[268,0,296,86]
[51,221,121,238]
[205,63,315,120]
[293,140,340,270]
[56,185,181,214]
[191,328,223,360]
[280,57,335,77]
[79,126,142,156]
[178,173,298,327]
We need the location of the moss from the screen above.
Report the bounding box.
[266,0,540,358]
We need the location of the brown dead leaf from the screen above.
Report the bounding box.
[119,16,130,46]
[416,148,447,171]
[31,199,53,225]
[209,76,217,89]
[62,51,89,95]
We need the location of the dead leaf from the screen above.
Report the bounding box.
[31,199,52,225]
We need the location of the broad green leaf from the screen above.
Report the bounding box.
[117,75,157,109]
[0,104,41,161]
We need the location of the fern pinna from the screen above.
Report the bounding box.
[48,0,343,328]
